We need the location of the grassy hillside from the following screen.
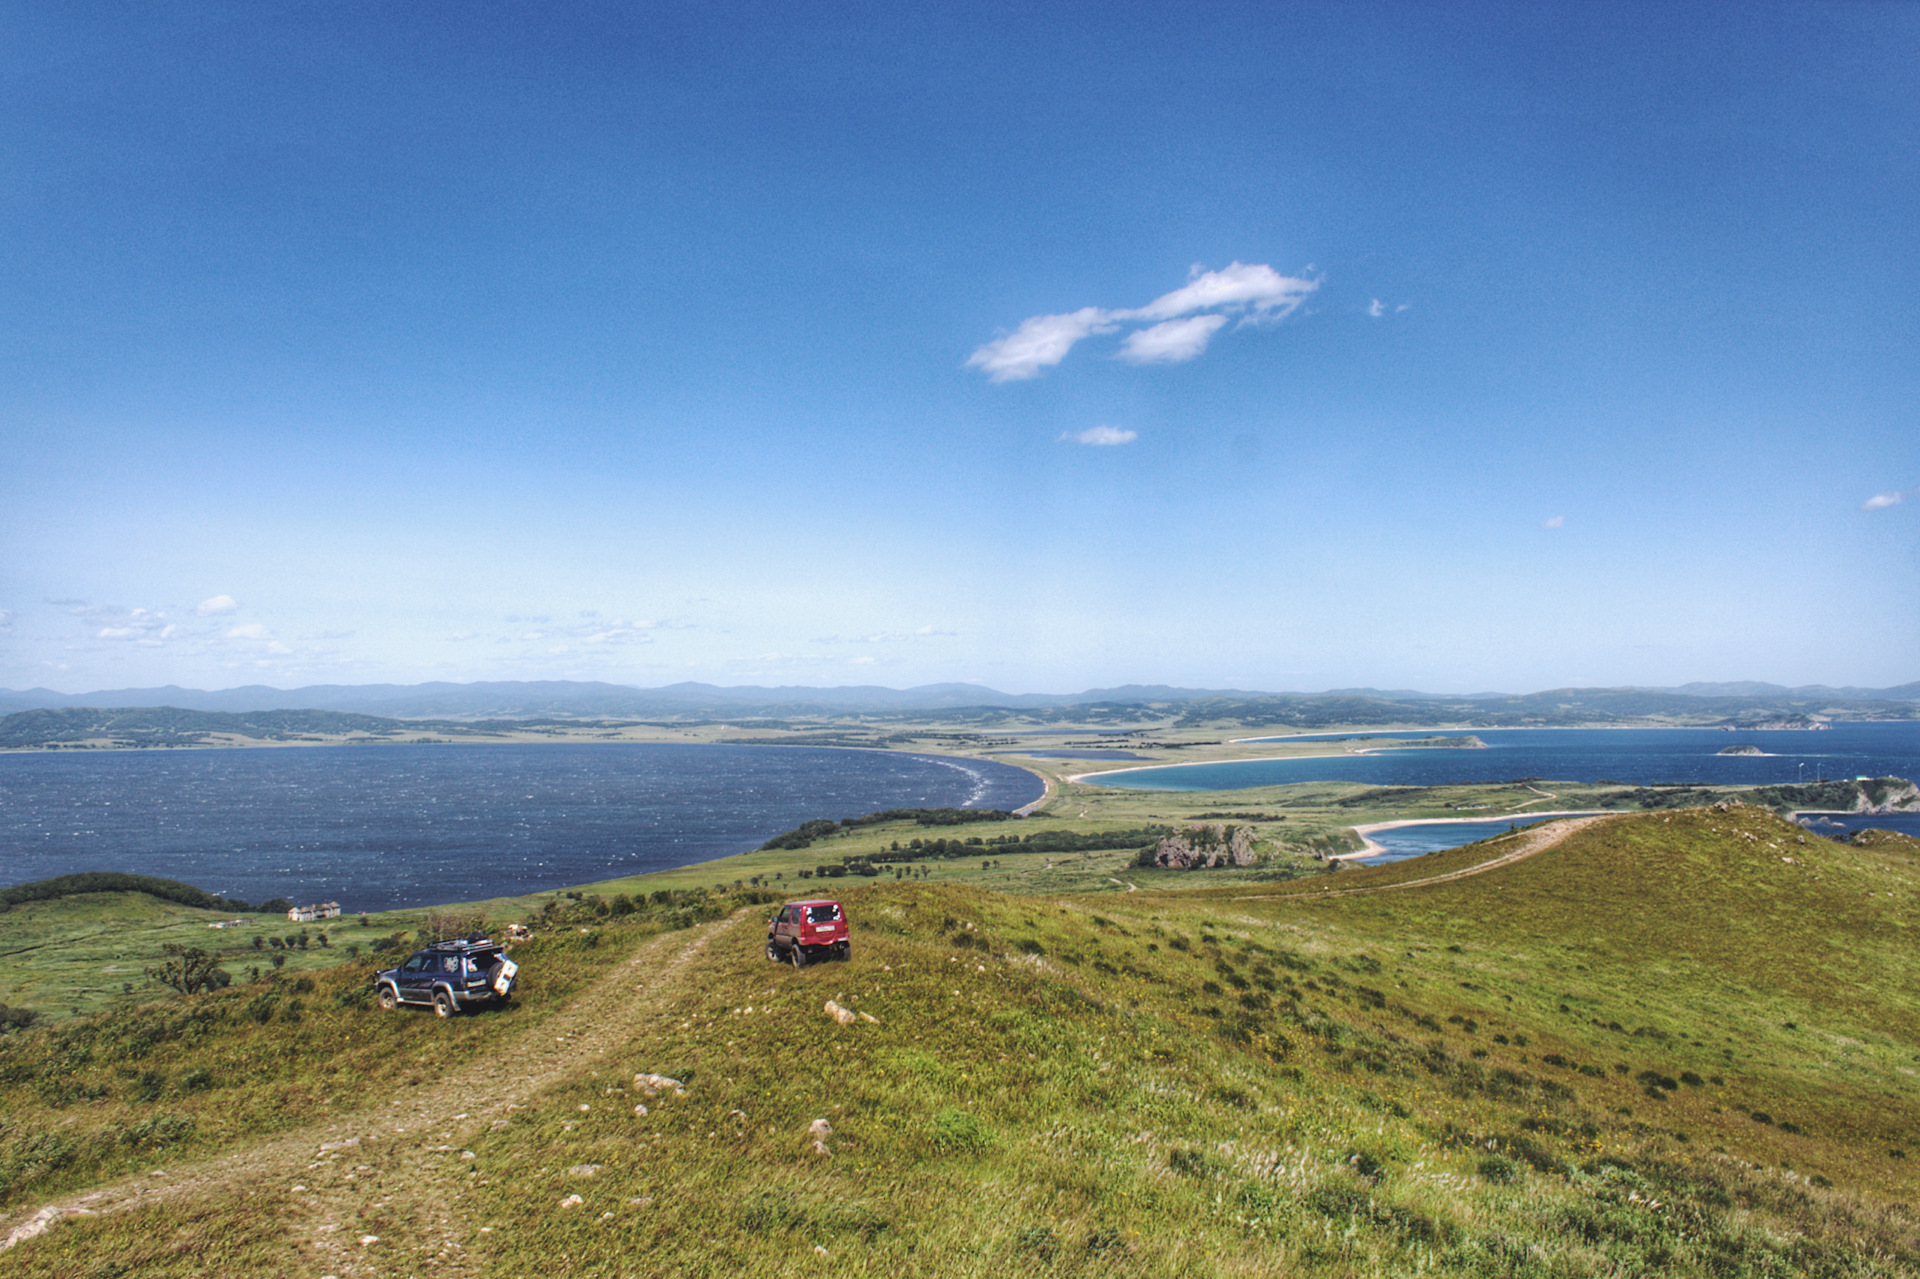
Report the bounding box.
[3,806,1915,1276]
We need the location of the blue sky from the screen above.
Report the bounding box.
[3,1,1915,695]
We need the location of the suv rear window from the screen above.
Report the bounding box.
[806,904,841,924]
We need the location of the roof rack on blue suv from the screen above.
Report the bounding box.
[374,934,519,1018]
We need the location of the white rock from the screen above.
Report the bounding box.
[560,1194,584,1208]
[568,1164,603,1178]
[808,1118,833,1137]
[359,1234,380,1246]
[633,1103,649,1116]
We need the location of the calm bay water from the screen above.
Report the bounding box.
[0,744,1042,911]
[1089,721,1920,792]
[1363,815,1583,863]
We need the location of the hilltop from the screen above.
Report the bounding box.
[0,806,1914,1276]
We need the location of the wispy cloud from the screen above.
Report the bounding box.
[1121,314,1228,364]
[968,261,1317,381]
[965,307,1114,382]
[1541,515,1566,529]
[1862,489,1910,511]
[196,594,239,616]
[0,610,12,630]
[225,622,291,654]
[1062,425,1137,446]
[70,603,176,645]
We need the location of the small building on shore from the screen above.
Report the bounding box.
[288,901,342,923]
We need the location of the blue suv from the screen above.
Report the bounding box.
[375,936,518,1018]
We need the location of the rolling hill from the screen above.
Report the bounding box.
[0,806,1914,1274]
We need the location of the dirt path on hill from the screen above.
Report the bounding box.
[2,913,749,1276]
[1243,814,1613,901]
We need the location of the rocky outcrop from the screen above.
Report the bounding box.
[1857,778,1920,813]
[1140,824,1258,869]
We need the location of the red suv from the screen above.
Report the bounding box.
[767,899,849,966]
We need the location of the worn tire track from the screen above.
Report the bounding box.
[3,912,751,1275]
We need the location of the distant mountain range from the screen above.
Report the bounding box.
[0,678,1914,721]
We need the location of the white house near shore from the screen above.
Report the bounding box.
[288,901,342,923]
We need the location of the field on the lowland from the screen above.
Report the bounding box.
[2,804,1916,1277]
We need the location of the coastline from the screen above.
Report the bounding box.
[1338,810,1604,860]
[1064,740,1477,784]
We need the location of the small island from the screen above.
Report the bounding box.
[1718,744,1765,756]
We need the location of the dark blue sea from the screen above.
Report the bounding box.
[0,744,1042,911]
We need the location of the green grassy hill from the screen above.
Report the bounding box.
[2,807,1915,1276]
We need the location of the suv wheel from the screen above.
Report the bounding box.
[789,944,807,969]
[377,984,398,1011]
[838,942,851,962]
[766,942,780,963]
[433,989,458,1018]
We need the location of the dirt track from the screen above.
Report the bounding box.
[1238,814,1612,901]
[2,915,746,1275]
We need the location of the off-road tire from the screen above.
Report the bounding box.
[376,984,399,1011]
[433,989,458,1018]
[767,942,780,963]
[838,942,851,962]
[789,943,807,969]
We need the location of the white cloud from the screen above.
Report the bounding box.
[1541,515,1566,529]
[1368,299,1386,318]
[582,625,654,645]
[1063,425,1138,446]
[1862,490,1908,511]
[1126,261,1316,323]
[75,604,174,643]
[196,594,239,616]
[969,262,1317,381]
[0,610,12,630]
[1120,314,1228,364]
[226,623,272,641]
[964,306,1112,382]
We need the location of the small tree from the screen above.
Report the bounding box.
[146,945,231,995]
